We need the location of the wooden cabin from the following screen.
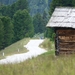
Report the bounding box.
[46,7,75,55]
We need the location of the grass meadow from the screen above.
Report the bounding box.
[0,38,75,75]
[0,38,30,59]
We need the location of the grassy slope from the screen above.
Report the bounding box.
[0,38,30,59]
[0,39,75,75]
[0,53,75,75]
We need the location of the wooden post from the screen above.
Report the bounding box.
[3,52,4,56]
[18,49,19,52]
[55,30,59,56]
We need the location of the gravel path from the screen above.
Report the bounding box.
[0,39,47,64]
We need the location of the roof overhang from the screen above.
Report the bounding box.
[46,7,75,29]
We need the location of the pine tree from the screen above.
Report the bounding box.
[0,0,29,18]
[33,13,44,34]
[0,16,14,48]
[0,19,4,49]
[13,9,34,42]
[16,0,28,10]
[72,0,75,6]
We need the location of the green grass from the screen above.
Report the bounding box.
[0,38,75,75]
[40,38,55,51]
[0,54,75,75]
[0,38,30,59]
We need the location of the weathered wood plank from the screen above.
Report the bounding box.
[59,42,75,49]
[58,35,75,42]
[57,29,75,35]
[60,48,75,50]
[59,50,75,54]
[55,28,75,55]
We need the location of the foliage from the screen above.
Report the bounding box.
[0,0,52,50]
[49,0,73,16]
[72,0,75,6]
[0,19,4,49]
[0,16,14,49]
[0,0,17,5]
[45,27,55,40]
[0,0,29,18]
[0,5,9,16]
[13,9,34,42]
[33,12,48,34]
[0,0,34,48]
[28,0,52,16]
[0,0,52,17]
[15,0,28,10]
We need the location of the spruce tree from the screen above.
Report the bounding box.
[72,0,75,6]
[33,13,47,34]
[0,19,4,49]
[13,9,34,42]
[0,16,14,48]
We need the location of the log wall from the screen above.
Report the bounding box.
[55,29,75,55]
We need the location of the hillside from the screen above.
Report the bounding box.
[0,0,52,16]
[28,0,52,16]
[0,39,75,75]
[0,0,51,50]
[0,39,47,64]
[0,0,17,5]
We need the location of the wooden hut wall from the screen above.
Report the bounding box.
[55,28,75,55]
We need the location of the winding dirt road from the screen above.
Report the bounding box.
[0,39,47,64]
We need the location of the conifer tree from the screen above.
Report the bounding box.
[0,16,14,47]
[0,19,4,49]
[33,13,44,34]
[13,9,34,42]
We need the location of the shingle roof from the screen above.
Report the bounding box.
[46,7,75,28]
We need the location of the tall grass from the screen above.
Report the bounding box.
[0,38,30,59]
[40,38,55,54]
[0,38,75,75]
[0,54,75,75]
